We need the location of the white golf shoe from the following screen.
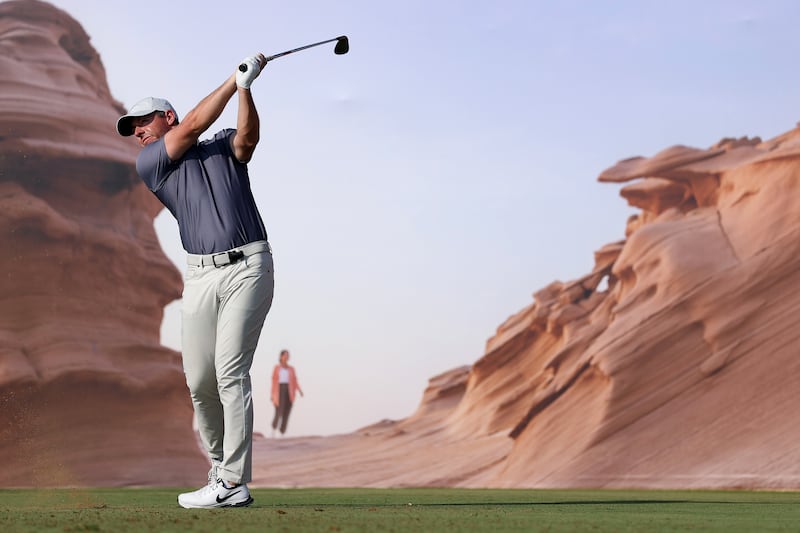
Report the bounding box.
[178,477,253,509]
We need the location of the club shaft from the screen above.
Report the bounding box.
[265,36,345,62]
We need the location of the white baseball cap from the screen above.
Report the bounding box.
[116,97,178,136]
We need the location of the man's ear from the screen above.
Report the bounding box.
[165,109,177,126]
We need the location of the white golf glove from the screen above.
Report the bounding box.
[236,55,263,89]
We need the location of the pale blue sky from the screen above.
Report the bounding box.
[42,0,800,435]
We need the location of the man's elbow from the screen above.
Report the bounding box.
[235,145,257,163]
[233,137,259,162]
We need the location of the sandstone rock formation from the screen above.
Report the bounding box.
[0,0,206,486]
[252,132,800,489]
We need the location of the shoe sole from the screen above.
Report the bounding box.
[178,496,254,509]
[225,496,254,508]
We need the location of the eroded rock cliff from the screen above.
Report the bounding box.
[0,0,206,486]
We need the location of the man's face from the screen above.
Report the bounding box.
[132,111,171,147]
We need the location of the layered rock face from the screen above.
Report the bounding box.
[464,133,800,488]
[0,0,206,486]
[254,133,800,489]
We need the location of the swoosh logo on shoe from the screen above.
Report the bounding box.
[216,490,242,503]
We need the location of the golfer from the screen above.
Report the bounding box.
[116,53,273,509]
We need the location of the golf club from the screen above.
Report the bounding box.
[239,35,349,72]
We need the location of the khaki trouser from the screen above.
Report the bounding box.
[182,241,274,484]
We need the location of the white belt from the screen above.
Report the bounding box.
[186,241,270,267]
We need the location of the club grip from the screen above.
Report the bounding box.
[238,64,247,72]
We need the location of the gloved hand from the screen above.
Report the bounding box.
[236,55,264,89]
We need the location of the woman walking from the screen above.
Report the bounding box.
[271,350,303,436]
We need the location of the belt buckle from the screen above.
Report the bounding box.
[212,250,245,267]
[211,252,228,267]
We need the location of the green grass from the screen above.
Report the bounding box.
[1,487,799,532]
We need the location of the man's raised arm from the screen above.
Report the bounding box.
[164,53,266,162]
[232,54,267,163]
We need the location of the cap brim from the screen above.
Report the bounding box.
[116,115,135,137]
[116,109,157,137]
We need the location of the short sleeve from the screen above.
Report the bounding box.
[135,139,173,192]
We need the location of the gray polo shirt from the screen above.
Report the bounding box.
[136,129,268,255]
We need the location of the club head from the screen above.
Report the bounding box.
[334,36,349,55]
